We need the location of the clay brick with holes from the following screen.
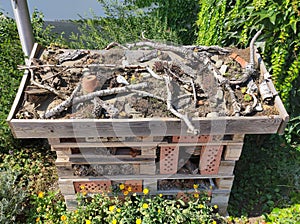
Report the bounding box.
[199,145,223,174]
[160,146,179,174]
[73,180,111,193]
[124,180,143,192]
[172,135,210,143]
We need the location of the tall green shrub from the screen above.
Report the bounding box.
[0,169,26,223]
[196,0,300,149]
[69,0,180,49]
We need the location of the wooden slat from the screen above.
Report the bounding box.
[215,178,234,190]
[9,116,283,139]
[58,174,234,181]
[50,141,244,149]
[223,145,243,161]
[256,52,289,135]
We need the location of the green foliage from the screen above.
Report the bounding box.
[0,147,57,195]
[0,169,26,223]
[124,0,199,44]
[196,0,300,150]
[228,135,300,216]
[69,1,180,49]
[196,0,227,45]
[264,204,300,223]
[27,191,66,223]
[27,189,224,224]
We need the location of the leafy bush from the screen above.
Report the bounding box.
[264,204,300,223]
[124,0,199,44]
[28,187,225,224]
[0,169,26,223]
[68,0,180,49]
[196,0,300,150]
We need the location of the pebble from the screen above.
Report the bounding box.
[206,112,219,118]
[255,103,263,112]
[211,55,219,62]
[219,64,228,75]
[216,88,224,101]
[215,60,223,68]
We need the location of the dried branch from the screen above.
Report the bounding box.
[130,90,165,101]
[73,82,148,105]
[190,79,197,108]
[146,66,163,80]
[105,42,128,50]
[183,45,232,55]
[229,29,262,85]
[164,76,199,135]
[43,83,81,118]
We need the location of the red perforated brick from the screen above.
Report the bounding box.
[200,146,223,174]
[172,135,210,143]
[74,180,111,193]
[124,180,143,192]
[160,146,179,174]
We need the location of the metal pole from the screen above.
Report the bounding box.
[11,0,34,57]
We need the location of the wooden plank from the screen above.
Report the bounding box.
[9,115,283,139]
[49,141,244,149]
[58,174,234,181]
[256,52,289,135]
[7,43,44,124]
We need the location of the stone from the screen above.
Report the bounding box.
[215,60,223,68]
[219,64,228,75]
[211,55,219,62]
[206,112,219,118]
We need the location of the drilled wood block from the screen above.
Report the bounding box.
[73,180,111,193]
[199,146,223,174]
[160,146,179,174]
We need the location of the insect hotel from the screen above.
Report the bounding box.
[7,33,289,215]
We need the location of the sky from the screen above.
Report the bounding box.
[0,0,105,20]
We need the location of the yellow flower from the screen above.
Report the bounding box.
[159,194,163,197]
[136,218,142,224]
[194,193,199,198]
[119,184,125,190]
[61,215,67,221]
[212,221,217,224]
[143,188,149,195]
[38,192,44,198]
[127,186,132,192]
[112,219,117,224]
[109,205,115,212]
[117,208,121,213]
[82,191,87,196]
[193,184,198,189]
[123,190,129,196]
[86,220,91,224]
[158,209,161,213]
[198,204,204,209]
[142,203,149,209]
[80,185,85,190]
[213,205,218,209]
[36,217,40,222]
